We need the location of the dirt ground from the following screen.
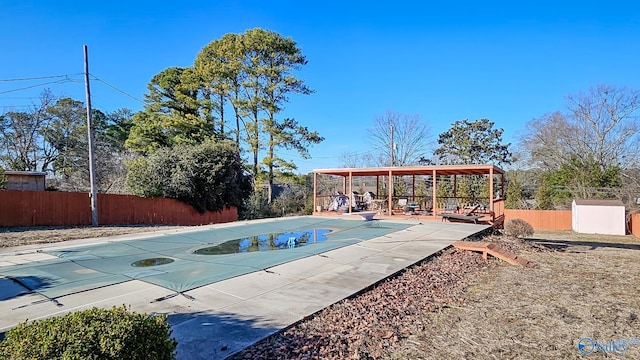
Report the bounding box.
[391,232,640,359]
[231,230,640,359]
[1,226,639,359]
[0,225,188,248]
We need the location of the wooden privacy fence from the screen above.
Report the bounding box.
[504,209,572,231]
[630,213,640,238]
[505,209,640,236]
[0,190,237,227]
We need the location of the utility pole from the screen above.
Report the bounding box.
[390,124,394,167]
[84,45,98,226]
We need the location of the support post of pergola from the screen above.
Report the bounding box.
[453,174,457,199]
[348,171,353,213]
[432,169,437,219]
[489,167,494,211]
[311,164,506,221]
[313,172,317,212]
[412,175,416,202]
[388,170,393,215]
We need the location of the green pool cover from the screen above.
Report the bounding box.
[0,217,412,299]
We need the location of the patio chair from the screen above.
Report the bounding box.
[425,201,434,215]
[472,200,490,211]
[442,198,459,213]
[362,191,375,210]
[462,203,480,216]
[440,204,482,224]
[350,191,363,211]
[395,197,408,212]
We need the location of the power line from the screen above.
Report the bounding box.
[90,74,144,104]
[0,77,81,95]
[0,73,144,110]
[0,74,70,82]
[0,96,44,100]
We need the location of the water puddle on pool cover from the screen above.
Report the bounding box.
[194,228,332,255]
[131,257,175,267]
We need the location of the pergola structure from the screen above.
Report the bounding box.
[312,164,506,222]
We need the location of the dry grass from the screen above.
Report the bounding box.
[392,231,640,359]
[0,225,188,248]
[231,231,640,359]
[2,225,639,358]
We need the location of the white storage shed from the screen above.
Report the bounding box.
[572,199,626,235]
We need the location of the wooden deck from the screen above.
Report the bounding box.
[313,164,506,222]
[313,210,505,229]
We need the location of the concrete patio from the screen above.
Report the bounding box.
[0,216,489,359]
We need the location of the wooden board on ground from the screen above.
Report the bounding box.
[453,241,536,267]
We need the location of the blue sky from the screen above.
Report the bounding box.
[2,1,639,173]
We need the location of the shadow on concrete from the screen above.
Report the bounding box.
[0,276,52,301]
[529,238,640,252]
[0,308,280,356]
[0,276,55,341]
[167,310,279,360]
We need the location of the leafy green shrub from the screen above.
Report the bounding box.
[504,218,534,238]
[272,184,312,216]
[0,306,177,360]
[0,167,5,189]
[240,189,273,220]
[127,140,252,213]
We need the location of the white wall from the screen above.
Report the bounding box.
[573,203,626,235]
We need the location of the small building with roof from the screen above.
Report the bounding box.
[3,171,47,191]
[571,199,626,235]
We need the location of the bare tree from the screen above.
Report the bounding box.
[621,170,640,209]
[518,111,575,170]
[0,90,56,172]
[340,151,376,168]
[366,110,433,167]
[521,85,640,171]
[566,85,640,169]
[519,85,640,208]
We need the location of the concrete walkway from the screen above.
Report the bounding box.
[0,217,489,359]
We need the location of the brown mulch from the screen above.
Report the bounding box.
[480,234,550,254]
[228,233,640,359]
[4,225,637,358]
[229,245,495,360]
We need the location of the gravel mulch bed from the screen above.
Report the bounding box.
[229,246,495,360]
[229,234,640,359]
[4,225,637,359]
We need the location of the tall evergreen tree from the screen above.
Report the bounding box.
[195,33,246,144]
[434,119,513,166]
[128,29,322,205]
[126,67,212,154]
[505,176,524,209]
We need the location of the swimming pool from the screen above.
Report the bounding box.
[0,217,413,298]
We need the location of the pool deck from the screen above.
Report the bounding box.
[0,216,489,359]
